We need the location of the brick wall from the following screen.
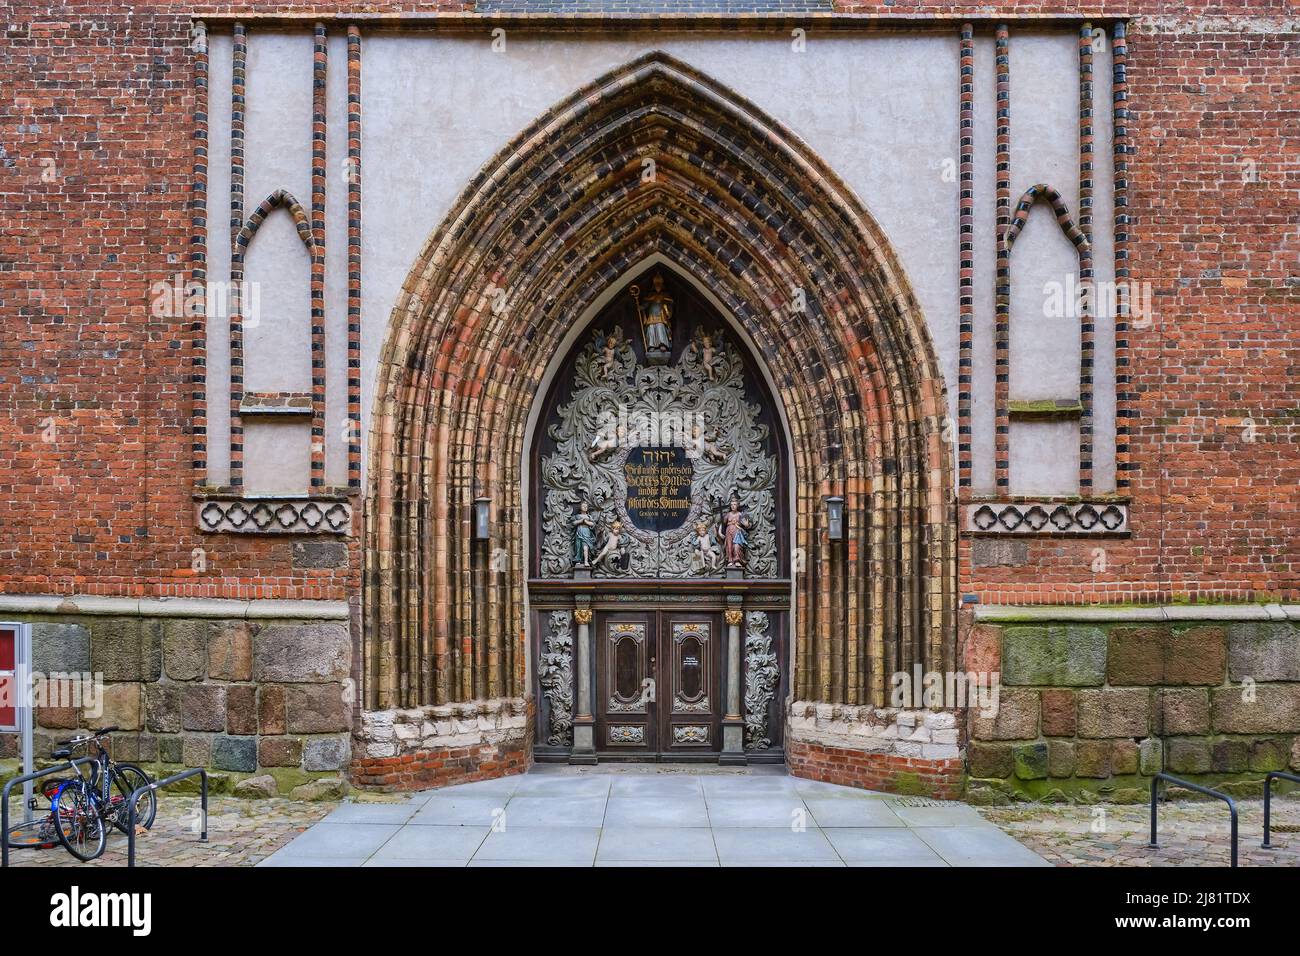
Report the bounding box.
[787,742,966,799]
[2,5,1293,606]
[350,698,532,791]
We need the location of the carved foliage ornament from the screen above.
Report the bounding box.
[743,611,779,751]
[540,323,778,578]
[538,611,574,746]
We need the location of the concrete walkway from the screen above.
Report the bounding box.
[260,766,1049,867]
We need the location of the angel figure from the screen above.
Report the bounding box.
[596,327,625,381]
[685,423,728,465]
[698,331,720,381]
[689,519,723,573]
[588,407,620,462]
[593,518,630,573]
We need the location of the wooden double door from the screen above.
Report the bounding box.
[595,609,722,758]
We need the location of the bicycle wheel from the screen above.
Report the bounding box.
[52,779,107,862]
[109,764,157,834]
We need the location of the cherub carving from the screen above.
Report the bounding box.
[689,519,723,573]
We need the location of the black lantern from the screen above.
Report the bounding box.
[473,497,492,541]
[825,495,845,541]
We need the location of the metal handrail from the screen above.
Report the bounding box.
[1148,772,1239,868]
[126,768,207,868]
[1262,770,1300,849]
[2,756,96,867]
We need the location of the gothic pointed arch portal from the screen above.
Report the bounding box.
[365,52,957,755]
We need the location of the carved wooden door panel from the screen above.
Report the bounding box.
[658,613,721,755]
[597,612,656,753]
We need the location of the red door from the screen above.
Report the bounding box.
[0,625,16,730]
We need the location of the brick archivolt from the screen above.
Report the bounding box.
[364,52,956,711]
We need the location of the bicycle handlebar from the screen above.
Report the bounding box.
[55,726,120,747]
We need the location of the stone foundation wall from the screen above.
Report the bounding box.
[785,702,965,798]
[0,602,352,794]
[350,697,532,791]
[965,610,1300,803]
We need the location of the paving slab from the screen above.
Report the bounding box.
[474,825,603,863]
[368,825,489,862]
[712,826,840,863]
[605,794,710,827]
[804,797,907,828]
[706,796,811,828]
[596,826,719,863]
[252,766,1048,868]
[268,822,401,860]
[914,825,1054,867]
[410,795,509,826]
[321,802,418,825]
[501,795,608,827]
[823,827,946,865]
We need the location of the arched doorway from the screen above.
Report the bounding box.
[527,262,792,763]
[362,51,956,780]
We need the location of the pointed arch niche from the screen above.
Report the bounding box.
[363,53,957,732]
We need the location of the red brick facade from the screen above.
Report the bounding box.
[350,743,529,791]
[1,3,1293,605]
[1,4,1296,794]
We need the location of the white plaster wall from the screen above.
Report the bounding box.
[361,33,962,481]
[324,31,351,487]
[1009,202,1081,402]
[244,418,311,495]
[244,32,313,216]
[204,25,1116,499]
[1090,40,1118,493]
[1010,419,1080,496]
[970,34,999,495]
[205,32,232,487]
[243,211,312,392]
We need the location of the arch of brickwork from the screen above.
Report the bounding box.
[364,52,956,712]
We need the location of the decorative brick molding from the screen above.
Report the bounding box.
[191,20,209,483]
[350,697,532,790]
[957,22,974,491]
[196,497,353,535]
[365,50,956,711]
[1111,21,1132,491]
[965,500,1128,535]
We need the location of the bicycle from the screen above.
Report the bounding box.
[48,726,157,862]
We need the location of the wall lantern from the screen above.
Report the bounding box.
[473,497,492,541]
[825,496,845,541]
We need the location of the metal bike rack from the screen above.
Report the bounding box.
[127,767,208,868]
[2,756,96,868]
[1147,772,1239,868]
[1262,770,1300,849]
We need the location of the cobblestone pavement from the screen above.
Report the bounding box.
[979,795,1300,867]
[4,794,336,868]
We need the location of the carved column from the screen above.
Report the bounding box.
[720,601,747,764]
[570,603,597,764]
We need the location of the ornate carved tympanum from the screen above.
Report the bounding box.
[539,284,780,580]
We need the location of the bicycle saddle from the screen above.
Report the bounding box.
[51,748,72,759]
